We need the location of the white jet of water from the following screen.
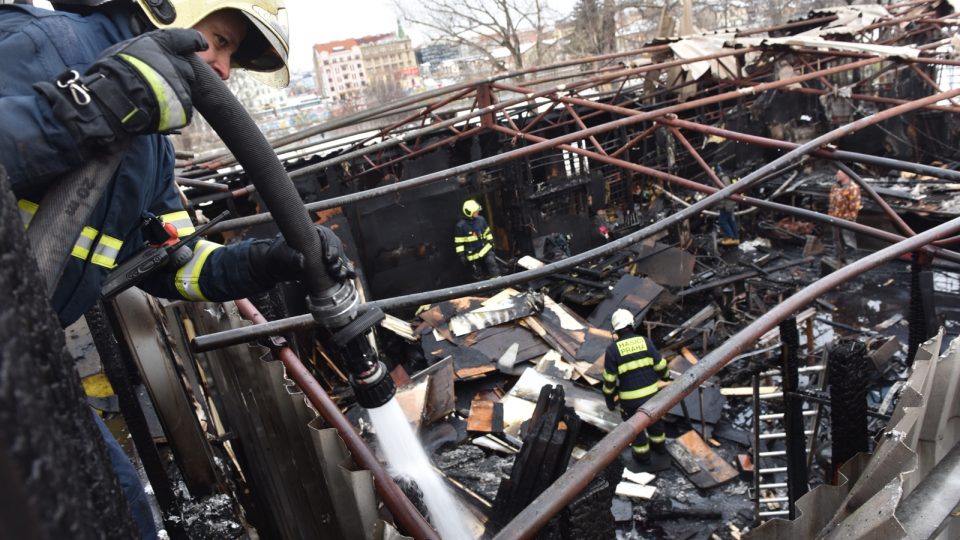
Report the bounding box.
[367,398,472,540]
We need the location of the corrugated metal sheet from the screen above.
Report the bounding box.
[662,6,919,89]
[747,331,960,539]
[183,301,401,539]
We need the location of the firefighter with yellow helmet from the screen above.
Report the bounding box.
[455,199,501,280]
[0,1,354,537]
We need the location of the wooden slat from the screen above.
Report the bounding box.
[666,430,739,489]
[720,386,779,396]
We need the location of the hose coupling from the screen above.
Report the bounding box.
[307,280,359,328]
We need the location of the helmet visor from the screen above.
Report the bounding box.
[234,8,289,87]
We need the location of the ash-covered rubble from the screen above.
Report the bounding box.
[333,162,960,538]
[159,482,245,540]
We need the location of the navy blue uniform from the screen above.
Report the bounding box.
[0,4,265,327]
[454,214,499,279]
[603,328,668,457]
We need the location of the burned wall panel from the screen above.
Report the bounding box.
[352,149,476,300]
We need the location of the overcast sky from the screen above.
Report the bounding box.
[285,0,578,73]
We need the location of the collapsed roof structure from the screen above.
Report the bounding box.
[6,0,958,538]
[181,0,960,537]
[172,2,960,534]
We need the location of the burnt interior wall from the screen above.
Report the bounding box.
[350,147,477,302]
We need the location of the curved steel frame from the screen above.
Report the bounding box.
[192,85,960,352]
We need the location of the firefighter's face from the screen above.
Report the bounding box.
[194,10,248,80]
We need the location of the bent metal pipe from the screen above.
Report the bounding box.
[191,87,960,353]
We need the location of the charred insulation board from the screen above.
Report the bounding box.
[629,242,696,288]
[587,275,664,331]
[502,368,621,435]
[449,292,544,336]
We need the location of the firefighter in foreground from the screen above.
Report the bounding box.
[454,199,501,280]
[0,0,353,537]
[603,309,670,464]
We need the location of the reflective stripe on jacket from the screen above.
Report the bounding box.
[602,329,667,406]
[454,215,494,261]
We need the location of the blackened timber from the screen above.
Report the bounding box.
[779,317,808,518]
[0,165,138,539]
[492,385,581,528]
[828,339,870,483]
[677,258,815,298]
[89,301,184,537]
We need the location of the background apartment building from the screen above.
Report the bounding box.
[360,27,421,100]
[313,38,367,103]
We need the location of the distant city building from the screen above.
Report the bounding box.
[360,25,421,97]
[416,41,463,78]
[313,38,367,103]
[313,23,421,107]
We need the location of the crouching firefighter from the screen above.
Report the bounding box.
[603,309,670,464]
[454,199,501,280]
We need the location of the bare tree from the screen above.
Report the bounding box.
[567,0,619,57]
[396,0,556,73]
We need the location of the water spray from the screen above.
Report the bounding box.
[327,303,470,539]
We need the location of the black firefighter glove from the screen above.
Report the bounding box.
[34,29,207,146]
[249,226,357,290]
[604,393,617,411]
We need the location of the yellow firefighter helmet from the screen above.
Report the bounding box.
[134,0,290,87]
[463,199,482,218]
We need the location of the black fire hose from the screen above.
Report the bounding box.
[186,56,359,327]
[185,58,392,407]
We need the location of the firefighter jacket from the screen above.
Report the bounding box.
[0,4,266,326]
[602,329,668,408]
[454,215,494,262]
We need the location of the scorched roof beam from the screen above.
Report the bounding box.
[657,117,960,182]
[191,87,960,353]
[203,54,881,235]
[485,120,960,264]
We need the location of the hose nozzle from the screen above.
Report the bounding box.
[332,306,396,409]
[350,360,396,409]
